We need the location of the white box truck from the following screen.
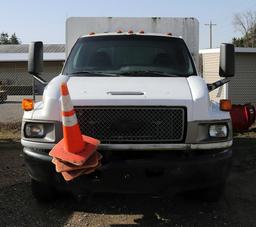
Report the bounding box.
[21,17,234,202]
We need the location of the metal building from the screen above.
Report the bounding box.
[200,48,256,105]
[0,44,65,95]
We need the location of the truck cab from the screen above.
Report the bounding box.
[21,18,234,202]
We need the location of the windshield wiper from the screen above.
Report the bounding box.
[118,70,179,77]
[68,71,118,77]
[68,70,183,77]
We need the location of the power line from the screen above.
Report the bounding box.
[205,21,217,48]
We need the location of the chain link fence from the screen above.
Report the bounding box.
[0,72,32,96]
[0,59,63,105]
[0,71,60,96]
[0,72,60,123]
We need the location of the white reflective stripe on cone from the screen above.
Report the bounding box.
[61,95,73,112]
[62,114,78,127]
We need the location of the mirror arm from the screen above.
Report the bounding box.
[207,78,230,92]
[32,74,48,85]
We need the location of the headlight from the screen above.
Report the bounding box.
[209,124,228,138]
[25,123,45,138]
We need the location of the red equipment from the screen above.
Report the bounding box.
[230,104,256,132]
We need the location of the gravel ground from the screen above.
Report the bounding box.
[1,135,256,226]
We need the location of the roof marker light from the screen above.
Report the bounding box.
[117,30,123,33]
[166,32,172,36]
[139,30,145,34]
[128,30,134,34]
[89,32,95,35]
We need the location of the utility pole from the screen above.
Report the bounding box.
[205,21,217,48]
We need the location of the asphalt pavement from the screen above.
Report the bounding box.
[1,138,256,226]
[0,96,42,123]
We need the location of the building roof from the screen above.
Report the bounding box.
[0,44,65,62]
[0,44,65,53]
[199,47,256,54]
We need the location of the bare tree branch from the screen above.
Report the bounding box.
[233,10,256,47]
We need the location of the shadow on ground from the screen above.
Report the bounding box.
[1,180,256,227]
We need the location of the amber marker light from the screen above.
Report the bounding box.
[220,99,232,111]
[139,30,145,34]
[22,99,34,111]
[117,29,123,33]
[89,32,95,35]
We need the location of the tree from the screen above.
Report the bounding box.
[0,32,21,44]
[232,37,246,47]
[232,11,256,47]
[0,33,10,44]
[9,33,20,44]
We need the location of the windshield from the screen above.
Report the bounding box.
[63,35,197,77]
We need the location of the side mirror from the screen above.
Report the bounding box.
[219,43,235,77]
[28,41,43,75]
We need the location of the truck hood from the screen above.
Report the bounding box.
[67,76,192,106]
[29,75,229,122]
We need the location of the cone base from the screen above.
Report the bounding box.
[49,135,100,166]
[52,152,102,173]
[61,163,102,181]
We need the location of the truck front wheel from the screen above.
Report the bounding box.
[31,179,57,202]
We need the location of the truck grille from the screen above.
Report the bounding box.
[74,106,186,144]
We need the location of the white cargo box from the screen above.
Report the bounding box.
[66,17,199,64]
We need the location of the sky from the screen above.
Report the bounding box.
[0,0,256,49]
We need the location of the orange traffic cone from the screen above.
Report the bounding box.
[61,163,102,181]
[52,152,102,173]
[49,82,100,166]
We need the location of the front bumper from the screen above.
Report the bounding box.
[23,147,232,195]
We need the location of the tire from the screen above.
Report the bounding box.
[31,179,57,202]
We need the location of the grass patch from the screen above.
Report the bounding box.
[0,122,21,142]
[233,126,256,139]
